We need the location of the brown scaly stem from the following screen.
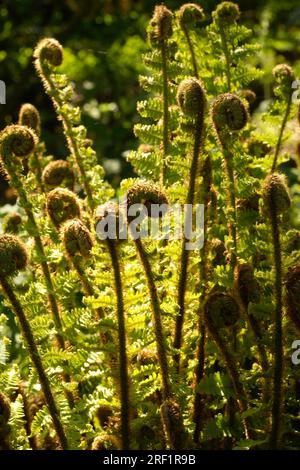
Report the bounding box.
[269,207,284,449]
[72,250,130,448]
[63,217,130,448]
[262,172,291,449]
[221,147,237,258]
[212,94,248,264]
[182,26,198,78]
[219,24,232,92]
[193,160,211,442]
[107,240,130,450]
[147,6,173,186]
[178,4,205,79]
[0,276,68,450]
[206,317,253,440]
[174,79,206,370]
[132,236,185,450]
[133,237,171,400]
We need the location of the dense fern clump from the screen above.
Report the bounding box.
[0,2,300,451]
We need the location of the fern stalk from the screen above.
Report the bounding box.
[193,158,211,442]
[271,91,292,173]
[34,39,95,210]
[107,240,130,450]
[174,79,206,369]
[263,172,291,449]
[0,276,68,449]
[219,24,232,92]
[133,237,171,400]
[269,208,284,449]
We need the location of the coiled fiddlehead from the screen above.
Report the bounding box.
[42,160,75,191]
[46,187,81,228]
[2,212,22,234]
[18,103,40,135]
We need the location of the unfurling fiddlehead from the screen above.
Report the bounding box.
[0,125,74,408]
[148,5,173,185]
[18,103,40,135]
[42,160,75,191]
[33,38,94,209]
[212,93,248,261]
[2,212,22,234]
[212,2,240,91]
[178,4,205,78]
[271,64,295,173]
[61,217,107,343]
[96,202,131,450]
[174,78,206,370]
[204,291,253,439]
[0,235,68,450]
[127,182,184,449]
[262,173,291,449]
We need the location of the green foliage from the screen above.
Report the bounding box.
[0,1,300,451]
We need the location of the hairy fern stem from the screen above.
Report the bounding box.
[174,108,205,370]
[0,276,68,450]
[269,206,284,449]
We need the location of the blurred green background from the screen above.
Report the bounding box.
[0,0,300,203]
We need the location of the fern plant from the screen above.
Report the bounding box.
[0,1,300,451]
